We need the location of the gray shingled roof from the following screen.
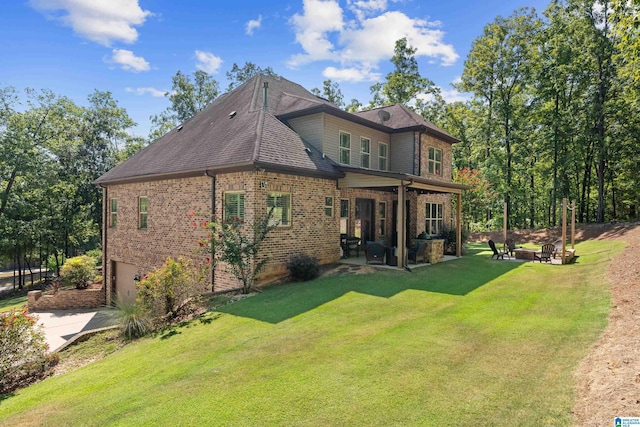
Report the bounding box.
[95,75,342,184]
[353,104,459,143]
[95,74,457,185]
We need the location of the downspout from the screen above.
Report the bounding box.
[205,171,216,292]
[98,184,109,305]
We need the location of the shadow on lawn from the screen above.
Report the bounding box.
[218,249,520,324]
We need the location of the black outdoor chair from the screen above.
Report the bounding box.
[408,241,428,264]
[365,241,385,265]
[504,238,516,257]
[488,239,508,260]
[534,243,555,263]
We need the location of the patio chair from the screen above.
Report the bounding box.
[408,241,427,264]
[488,239,508,260]
[504,238,517,257]
[552,239,563,259]
[534,243,555,263]
[365,241,385,265]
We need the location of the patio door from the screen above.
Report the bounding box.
[392,200,411,247]
[355,198,375,243]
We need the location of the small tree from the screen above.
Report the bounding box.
[136,257,205,319]
[207,212,277,294]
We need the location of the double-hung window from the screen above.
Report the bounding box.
[340,199,349,234]
[425,202,443,235]
[378,202,386,236]
[378,142,388,171]
[110,198,117,227]
[339,132,351,165]
[360,137,370,168]
[138,196,148,230]
[224,192,245,223]
[325,197,333,217]
[428,147,442,176]
[267,192,291,226]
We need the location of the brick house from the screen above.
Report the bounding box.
[95,74,466,304]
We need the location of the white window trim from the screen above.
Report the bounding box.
[339,131,351,166]
[139,196,148,230]
[429,147,442,176]
[268,192,292,227]
[110,198,117,228]
[223,191,245,223]
[325,196,334,217]
[360,136,371,169]
[378,142,388,171]
[425,202,444,235]
[378,201,386,236]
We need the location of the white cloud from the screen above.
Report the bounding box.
[439,88,470,104]
[246,15,262,35]
[195,50,223,74]
[323,66,380,82]
[287,2,458,72]
[108,49,150,72]
[29,0,152,46]
[287,0,344,67]
[125,87,166,97]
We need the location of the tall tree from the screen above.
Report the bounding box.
[149,70,219,140]
[311,79,345,107]
[370,37,438,107]
[225,62,278,92]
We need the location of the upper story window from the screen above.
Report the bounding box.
[138,196,148,230]
[360,137,370,168]
[339,131,351,165]
[267,192,291,226]
[378,142,388,171]
[110,198,117,227]
[428,147,442,176]
[224,192,245,223]
[325,197,333,217]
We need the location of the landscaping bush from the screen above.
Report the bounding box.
[136,257,205,321]
[287,253,319,281]
[0,308,58,394]
[59,255,97,289]
[84,249,102,267]
[115,300,151,340]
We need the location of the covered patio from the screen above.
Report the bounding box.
[338,168,468,270]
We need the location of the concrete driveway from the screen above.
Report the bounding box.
[33,308,119,352]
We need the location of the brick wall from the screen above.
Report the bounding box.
[104,176,213,303]
[420,134,453,182]
[28,287,105,311]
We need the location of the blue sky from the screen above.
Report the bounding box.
[1,0,550,136]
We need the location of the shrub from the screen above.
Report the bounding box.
[136,257,205,320]
[84,249,102,267]
[0,308,58,394]
[287,253,319,281]
[59,255,97,289]
[115,300,151,340]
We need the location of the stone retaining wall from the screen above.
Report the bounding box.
[28,286,106,311]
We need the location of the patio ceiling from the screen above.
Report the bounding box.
[337,169,467,194]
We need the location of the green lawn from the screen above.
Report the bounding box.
[0,293,27,312]
[0,240,623,426]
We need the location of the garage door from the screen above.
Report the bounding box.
[114,262,138,305]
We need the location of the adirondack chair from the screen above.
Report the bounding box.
[534,243,555,263]
[488,240,508,260]
[504,238,517,257]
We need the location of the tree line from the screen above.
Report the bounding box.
[2,0,639,284]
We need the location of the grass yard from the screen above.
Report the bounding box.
[0,293,27,312]
[0,240,623,426]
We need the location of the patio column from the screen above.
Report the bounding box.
[396,183,406,269]
[456,192,462,257]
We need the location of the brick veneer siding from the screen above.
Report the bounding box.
[339,188,396,245]
[28,287,105,311]
[417,193,453,235]
[212,171,342,291]
[104,176,212,304]
[420,134,453,182]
